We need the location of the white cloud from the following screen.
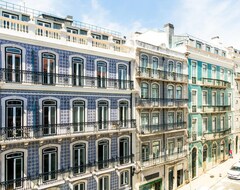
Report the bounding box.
[173,0,240,49]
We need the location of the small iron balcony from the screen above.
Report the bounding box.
[201,78,231,88]
[136,98,188,108]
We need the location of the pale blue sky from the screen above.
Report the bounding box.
[6,0,240,48]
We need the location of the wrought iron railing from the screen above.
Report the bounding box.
[202,78,231,88]
[0,69,134,90]
[136,67,188,82]
[0,120,136,141]
[201,105,231,112]
[136,98,188,107]
[140,122,186,134]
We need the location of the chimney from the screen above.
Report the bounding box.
[164,23,174,48]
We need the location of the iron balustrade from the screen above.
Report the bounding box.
[166,150,187,161]
[0,69,134,90]
[202,78,231,88]
[201,105,231,112]
[136,67,188,82]
[0,120,136,141]
[0,154,134,189]
[136,98,188,107]
[203,128,231,140]
[140,122,187,134]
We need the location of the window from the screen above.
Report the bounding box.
[196,42,202,49]
[6,100,23,138]
[37,21,51,28]
[212,66,216,79]
[53,23,61,29]
[192,90,197,112]
[228,116,232,129]
[42,147,57,182]
[212,117,216,132]
[99,176,109,190]
[73,100,85,132]
[168,61,174,73]
[214,49,219,55]
[177,112,183,124]
[119,137,129,164]
[74,182,85,190]
[92,33,101,39]
[141,83,149,98]
[168,112,174,129]
[5,47,22,82]
[212,92,216,106]
[167,85,174,99]
[140,54,148,68]
[192,119,197,139]
[202,64,207,79]
[202,118,208,132]
[80,30,87,35]
[42,53,56,85]
[176,86,182,99]
[152,57,159,75]
[73,143,86,174]
[118,64,127,89]
[43,100,57,135]
[177,138,183,153]
[222,51,226,57]
[5,152,24,189]
[228,93,232,105]
[152,84,159,99]
[142,143,149,161]
[67,28,78,34]
[120,170,129,187]
[176,62,182,74]
[153,141,160,159]
[21,15,30,22]
[72,57,84,86]
[228,71,231,83]
[206,46,211,52]
[220,93,224,105]
[192,62,197,78]
[220,68,224,81]
[98,101,108,130]
[2,12,19,29]
[202,91,208,105]
[220,116,224,131]
[97,61,107,88]
[119,101,128,127]
[152,113,159,127]
[168,139,175,155]
[3,12,19,20]
[98,140,109,169]
[141,113,149,132]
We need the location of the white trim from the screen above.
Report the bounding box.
[1,44,26,71]
[95,138,112,162]
[202,90,208,105]
[191,60,197,79]
[176,61,183,74]
[117,135,130,158]
[117,99,130,121]
[97,174,111,190]
[167,59,175,72]
[140,81,150,98]
[1,96,27,128]
[70,180,88,190]
[39,144,61,175]
[0,148,28,183]
[118,169,131,189]
[69,54,86,86]
[38,50,59,83]
[139,53,149,67]
[94,58,109,78]
[38,97,61,125]
[116,62,129,81]
[151,82,160,98]
[70,140,89,167]
[167,84,175,99]
[69,98,88,124]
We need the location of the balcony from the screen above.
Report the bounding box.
[0,154,134,190]
[201,105,231,113]
[139,122,187,135]
[201,78,231,88]
[140,155,164,168]
[0,16,132,54]
[136,98,188,108]
[136,67,188,83]
[0,69,134,90]
[203,128,231,141]
[0,120,136,141]
[166,150,187,161]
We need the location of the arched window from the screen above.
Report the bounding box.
[73,100,85,132]
[119,101,128,127]
[5,152,24,189]
[98,140,109,169]
[176,62,182,74]
[42,100,57,135]
[72,57,84,86]
[151,84,159,99]
[152,57,159,75]
[119,137,129,164]
[73,143,86,174]
[74,182,86,190]
[6,100,23,138]
[98,101,109,129]
[167,85,174,99]
[5,47,22,82]
[118,64,127,89]
[120,170,130,187]
[176,86,182,99]
[97,61,107,88]
[42,147,58,182]
[168,61,174,73]
[141,83,149,98]
[42,53,56,85]
[140,55,148,73]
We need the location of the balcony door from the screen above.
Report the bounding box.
[98,101,108,130]
[72,57,84,86]
[43,100,57,135]
[119,137,129,164]
[118,64,127,89]
[97,61,107,88]
[73,100,85,132]
[119,101,128,127]
[98,140,109,169]
[42,53,56,85]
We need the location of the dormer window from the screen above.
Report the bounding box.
[2,12,19,20]
[206,46,211,52]
[214,48,219,55]
[222,51,226,57]
[53,23,61,29]
[92,33,101,39]
[67,28,78,34]
[37,21,51,28]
